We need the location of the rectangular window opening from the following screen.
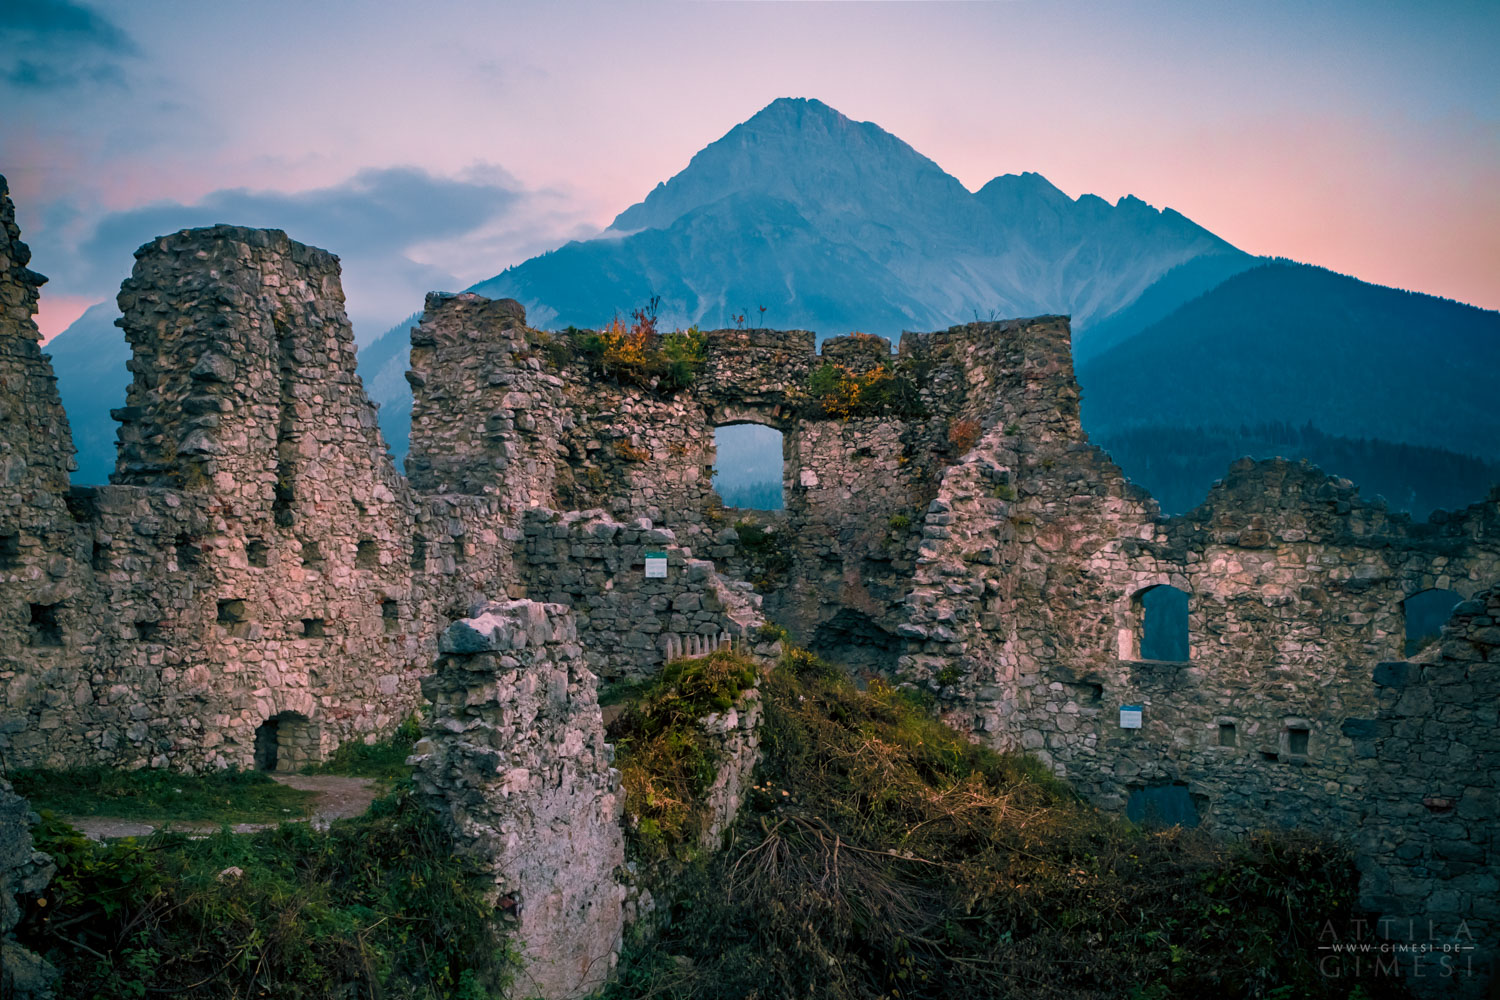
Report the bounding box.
[29,603,63,647]
[0,532,20,569]
[1287,727,1310,756]
[1218,723,1237,747]
[302,618,326,638]
[356,539,379,569]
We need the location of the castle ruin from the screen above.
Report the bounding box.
[1,175,1494,996]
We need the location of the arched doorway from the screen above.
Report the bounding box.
[252,711,319,772]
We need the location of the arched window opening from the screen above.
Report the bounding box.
[1403,588,1463,657]
[252,712,319,772]
[1132,585,1190,661]
[712,424,784,511]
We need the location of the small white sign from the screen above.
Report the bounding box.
[1119,705,1143,729]
[644,551,667,579]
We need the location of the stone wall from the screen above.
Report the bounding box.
[1352,587,1499,999]
[412,599,625,1000]
[1,203,518,772]
[894,315,1500,842]
[0,778,56,999]
[517,507,764,683]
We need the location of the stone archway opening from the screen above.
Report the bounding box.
[252,711,319,772]
[810,608,900,675]
[712,423,784,511]
[1402,588,1463,657]
[1130,585,1190,661]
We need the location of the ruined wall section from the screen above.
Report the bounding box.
[1,177,99,769]
[900,325,1500,836]
[4,223,519,772]
[0,176,73,501]
[1353,588,1499,999]
[518,508,764,683]
[413,600,625,1000]
[405,293,567,519]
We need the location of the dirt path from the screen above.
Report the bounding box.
[66,773,382,841]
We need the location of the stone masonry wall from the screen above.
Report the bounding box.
[413,599,625,1000]
[1,206,519,772]
[1351,587,1499,999]
[518,507,764,683]
[895,317,1500,841]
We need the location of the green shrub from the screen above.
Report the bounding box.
[17,783,513,999]
[803,361,926,420]
[304,713,422,782]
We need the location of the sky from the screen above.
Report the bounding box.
[3,0,1497,343]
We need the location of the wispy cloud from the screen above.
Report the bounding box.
[2,0,137,91]
[49,166,579,340]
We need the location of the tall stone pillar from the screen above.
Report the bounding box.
[413,599,625,999]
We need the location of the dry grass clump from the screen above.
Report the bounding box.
[606,648,1403,1000]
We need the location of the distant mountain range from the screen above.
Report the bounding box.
[44,97,1500,516]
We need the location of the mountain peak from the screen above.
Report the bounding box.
[608,97,953,234]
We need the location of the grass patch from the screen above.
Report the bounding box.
[605,647,1402,1000]
[302,714,421,782]
[609,650,759,859]
[9,766,315,824]
[16,783,512,999]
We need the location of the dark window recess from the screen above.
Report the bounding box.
[135,621,161,641]
[91,541,107,571]
[1288,727,1311,756]
[1136,585,1190,661]
[175,535,200,569]
[452,539,467,565]
[0,533,20,569]
[1403,588,1463,657]
[410,536,427,570]
[217,599,251,638]
[64,488,97,523]
[301,540,324,569]
[28,604,63,647]
[1125,783,1201,829]
[1218,723,1237,747]
[247,539,270,568]
[1260,749,1280,762]
[302,618,326,638]
[381,600,400,633]
[356,539,379,569]
[272,479,295,527]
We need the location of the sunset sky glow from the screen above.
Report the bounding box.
[4,0,1497,342]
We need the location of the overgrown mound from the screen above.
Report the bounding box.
[609,649,1403,1000]
[14,784,509,999]
[610,649,759,858]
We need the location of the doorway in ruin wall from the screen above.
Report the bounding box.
[252,711,321,772]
